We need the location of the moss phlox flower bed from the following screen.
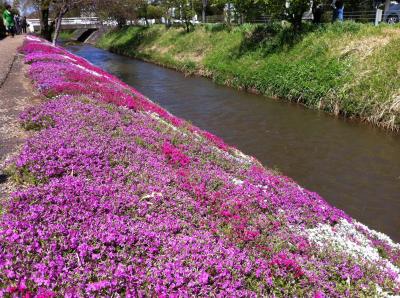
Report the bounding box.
[0,36,399,297]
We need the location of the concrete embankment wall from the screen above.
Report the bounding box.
[68,27,108,44]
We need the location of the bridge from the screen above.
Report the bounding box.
[26,17,116,43]
[26,17,111,32]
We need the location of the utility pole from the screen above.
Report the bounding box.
[227,2,231,26]
[384,0,391,12]
[202,0,207,23]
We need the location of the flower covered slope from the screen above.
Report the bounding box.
[0,36,399,297]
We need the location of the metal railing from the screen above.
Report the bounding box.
[27,17,102,27]
[344,10,380,22]
[201,9,394,25]
[27,9,397,31]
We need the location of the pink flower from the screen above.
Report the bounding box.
[199,272,209,285]
[314,291,325,298]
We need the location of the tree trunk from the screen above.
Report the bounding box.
[52,5,69,46]
[117,17,126,28]
[202,0,207,23]
[384,0,391,12]
[227,3,231,26]
[40,8,51,41]
[52,15,62,45]
[292,14,303,32]
[184,17,190,33]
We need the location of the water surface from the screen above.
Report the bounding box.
[67,44,400,242]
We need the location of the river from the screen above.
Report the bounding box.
[67,44,400,242]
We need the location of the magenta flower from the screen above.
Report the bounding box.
[0,36,397,297]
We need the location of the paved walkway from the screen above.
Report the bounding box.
[0,36,37,199]
[0,36,24,87]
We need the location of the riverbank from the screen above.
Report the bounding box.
[97,23,400,131]
[0,36,399,296]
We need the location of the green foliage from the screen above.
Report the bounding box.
[256,0,312,30]
[230,0,259,22]
[57,30,75,41]
[173,0,196,32]
[4,164,42,186]
[238,22,314,55]
[204,22,230,32]
[377,246,389,259]
[95,0,144,28]
[0,1,6,38]
[138,3,164,26]
[147,5,163,20]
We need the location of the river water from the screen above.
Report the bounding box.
[67,44,400,242]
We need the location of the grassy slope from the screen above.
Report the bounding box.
[58,30,75,41]
[97,23,400,130]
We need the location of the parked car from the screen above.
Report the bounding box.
[383,2,400,24]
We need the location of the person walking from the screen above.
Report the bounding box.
[21,16,27,34]
[312,1,324,24]
[2,4,15,37]
[332,0,344,22]
[14,14,21,35]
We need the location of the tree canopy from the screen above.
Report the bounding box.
[21,0,379,43]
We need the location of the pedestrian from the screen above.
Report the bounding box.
[2,4,15,37]
[312,1,324,24]
[14,14,21,34]
[332,0,344,22]
[21,16,27,34]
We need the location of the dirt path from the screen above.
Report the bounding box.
[0,36,23,87]
[0,36,37,200]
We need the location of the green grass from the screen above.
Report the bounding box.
[97,22,400,130]
[58,30,75,41]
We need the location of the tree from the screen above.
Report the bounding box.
[201,0,207,22]
[22,0,85,41]
[0,1,6,38]
[52,0,88,45]
[226,1,232,25]
[174,0,195,32]
[210,0,231,24]
[384,0,390,12]
[160,0,195,31]
[93,0,142,28]
[285,0,311,30]
[160,0,175,27]
[211,0,258,25]
[231,0,257,24]
[138,2,163,26]
[35,0,53,41]
[147,5,163,22]
[137,1,150,26]
[257,0,311,31]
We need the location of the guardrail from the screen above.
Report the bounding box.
[202,10,393,25]
[27,17,100,25]
[26,17,103,30]
[187,11,386,24]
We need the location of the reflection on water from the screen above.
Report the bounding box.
[67,44,400,242]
